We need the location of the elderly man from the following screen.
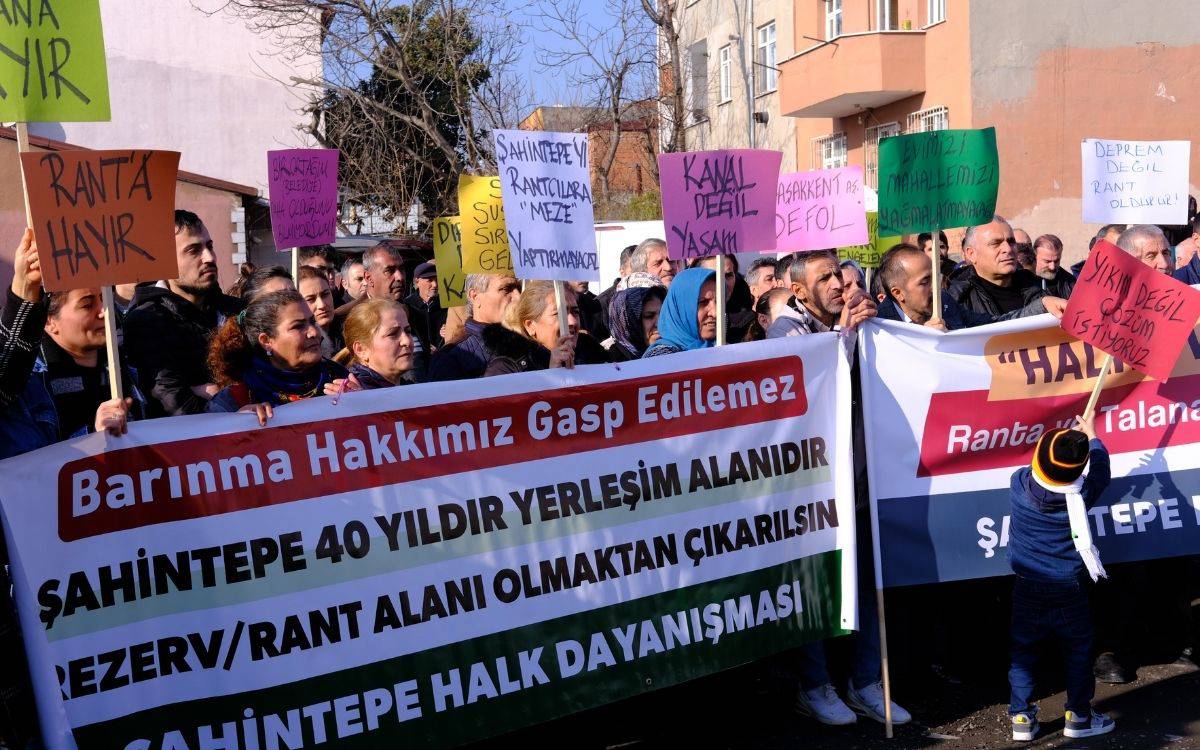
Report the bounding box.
[628,238,676,287]
[426,273,521,381]
[333,243,431,375]
[949,216,1067,320]
[1115,225,1172,274]
[1032,234,1075,297]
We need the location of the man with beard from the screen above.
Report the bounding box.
[767,250,876,338]
[1032,234,1076,297]
[124,210,244,416]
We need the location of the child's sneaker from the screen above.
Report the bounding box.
[1063,710,1115,738]
[1011,713,1039,741]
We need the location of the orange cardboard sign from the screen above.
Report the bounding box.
[20,149,181,292]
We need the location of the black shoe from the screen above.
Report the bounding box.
[1093,652,1128,684]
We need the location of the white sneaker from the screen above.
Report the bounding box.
[847,681,912,725]
[795,683,857,725]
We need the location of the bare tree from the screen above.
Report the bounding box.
[532,0,656,206]
[200,0,533,229]
[640,0,686,155]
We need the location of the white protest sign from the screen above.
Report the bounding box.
[1081,139,1190,224]
[495,129,599,282]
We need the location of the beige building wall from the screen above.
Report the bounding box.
[781,0,1200,262]
[969,0,1200,264]
[674,0,797,171]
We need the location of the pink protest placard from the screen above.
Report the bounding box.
[659,149,782,259]
[268,149,340,249]
[1062,239,1200,380]
[775,166,867,251]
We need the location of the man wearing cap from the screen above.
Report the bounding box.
[406,261,447,350]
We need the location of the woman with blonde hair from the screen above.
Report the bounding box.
[482,280,607,376]
[333,299,415,389]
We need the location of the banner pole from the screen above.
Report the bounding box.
[930,227,943,322]
[100,286,125,402]
[291,247,299,280]
[1082,353,1114,421]
[15,122,34,225]
[553,279,570,339]
[715,253,727,346]
[877,585,895,738]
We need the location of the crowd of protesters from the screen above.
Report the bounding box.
[0,206,1198,746]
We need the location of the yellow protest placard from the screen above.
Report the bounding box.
[0,0,111,122]
[433,216,466,307]
[458,175,512,274]
[839,211,902,269]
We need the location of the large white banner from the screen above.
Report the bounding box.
[0,336,854,749]
[861,316,1200,588]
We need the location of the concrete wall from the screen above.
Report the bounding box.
[675,0,797,170]
[969,0,1200,265]
[28,0,319,195]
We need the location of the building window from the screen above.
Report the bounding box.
[865,122,900,188]
[928,0,946,24]
[878,0,898,30]
[755,22,777,93]
[812,133,847,170]
[825,0,842,40]
[906,105,949,132]
[685,40,708,124]
[718,45,732,102]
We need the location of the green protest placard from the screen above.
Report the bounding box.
[838,212,901,268]
[877,127,998,237]
[0,0,111,122]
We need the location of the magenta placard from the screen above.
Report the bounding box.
[659,149,782,259]
[268,149,340,249]
[775,166,867,251]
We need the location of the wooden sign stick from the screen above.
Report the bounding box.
[291,247,299,281]
[1082,353,1114,422]
[553,280,570,339]
[930,227,943,321]
[715,253,727,346]
[100,286,125,401]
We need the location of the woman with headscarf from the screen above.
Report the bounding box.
[603,285,666,361]
[206,289,349,421]
[642,267,717,358]
[333,299,415,389]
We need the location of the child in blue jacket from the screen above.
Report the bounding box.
[1007,414,1115,741]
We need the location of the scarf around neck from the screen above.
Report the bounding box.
[243,353,340,406]
[1030,471,1107,582]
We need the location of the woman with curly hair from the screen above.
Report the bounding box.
[206,289,348,422]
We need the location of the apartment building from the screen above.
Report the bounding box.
[779,0,1200,260]
[673,0,798,171]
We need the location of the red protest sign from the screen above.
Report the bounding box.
[1062,239,1200,379]
[20,150,181,292]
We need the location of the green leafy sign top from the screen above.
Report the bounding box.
[0,0,111,122]
[877,127,998,237]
